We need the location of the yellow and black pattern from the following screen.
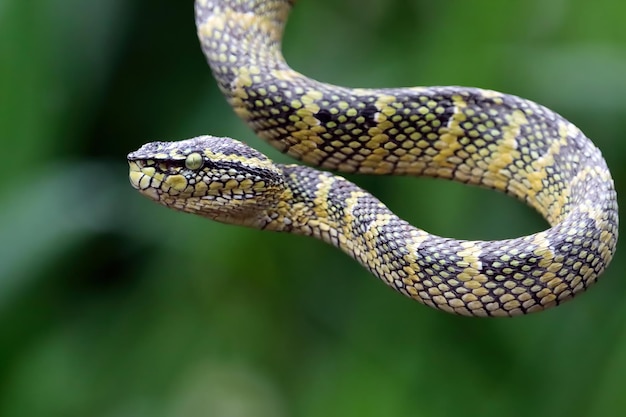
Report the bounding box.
[128,0,618,316]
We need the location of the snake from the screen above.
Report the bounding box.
[127,0,618,317]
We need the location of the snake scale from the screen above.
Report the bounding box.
[128,0,618,317]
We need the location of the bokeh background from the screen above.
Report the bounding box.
[2,0,626,416]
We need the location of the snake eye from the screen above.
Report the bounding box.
[185,152,204,170]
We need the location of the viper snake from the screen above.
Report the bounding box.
[128,0,618,317]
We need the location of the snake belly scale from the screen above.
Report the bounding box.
[127,0,618,317]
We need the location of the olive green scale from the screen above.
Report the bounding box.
[128,0,618,317]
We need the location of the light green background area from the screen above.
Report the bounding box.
[1,0,625,416]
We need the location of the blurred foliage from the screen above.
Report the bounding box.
[1,0,625,416]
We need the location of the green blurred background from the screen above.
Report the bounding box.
[1,0,625,416]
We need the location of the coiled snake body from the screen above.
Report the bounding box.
[128,0,618,317]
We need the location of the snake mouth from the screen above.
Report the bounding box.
[128,161,160,201]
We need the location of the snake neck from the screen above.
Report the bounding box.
[262,164,391,253]
[262,165,353,235]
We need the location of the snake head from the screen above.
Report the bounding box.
[127,135,285,226]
